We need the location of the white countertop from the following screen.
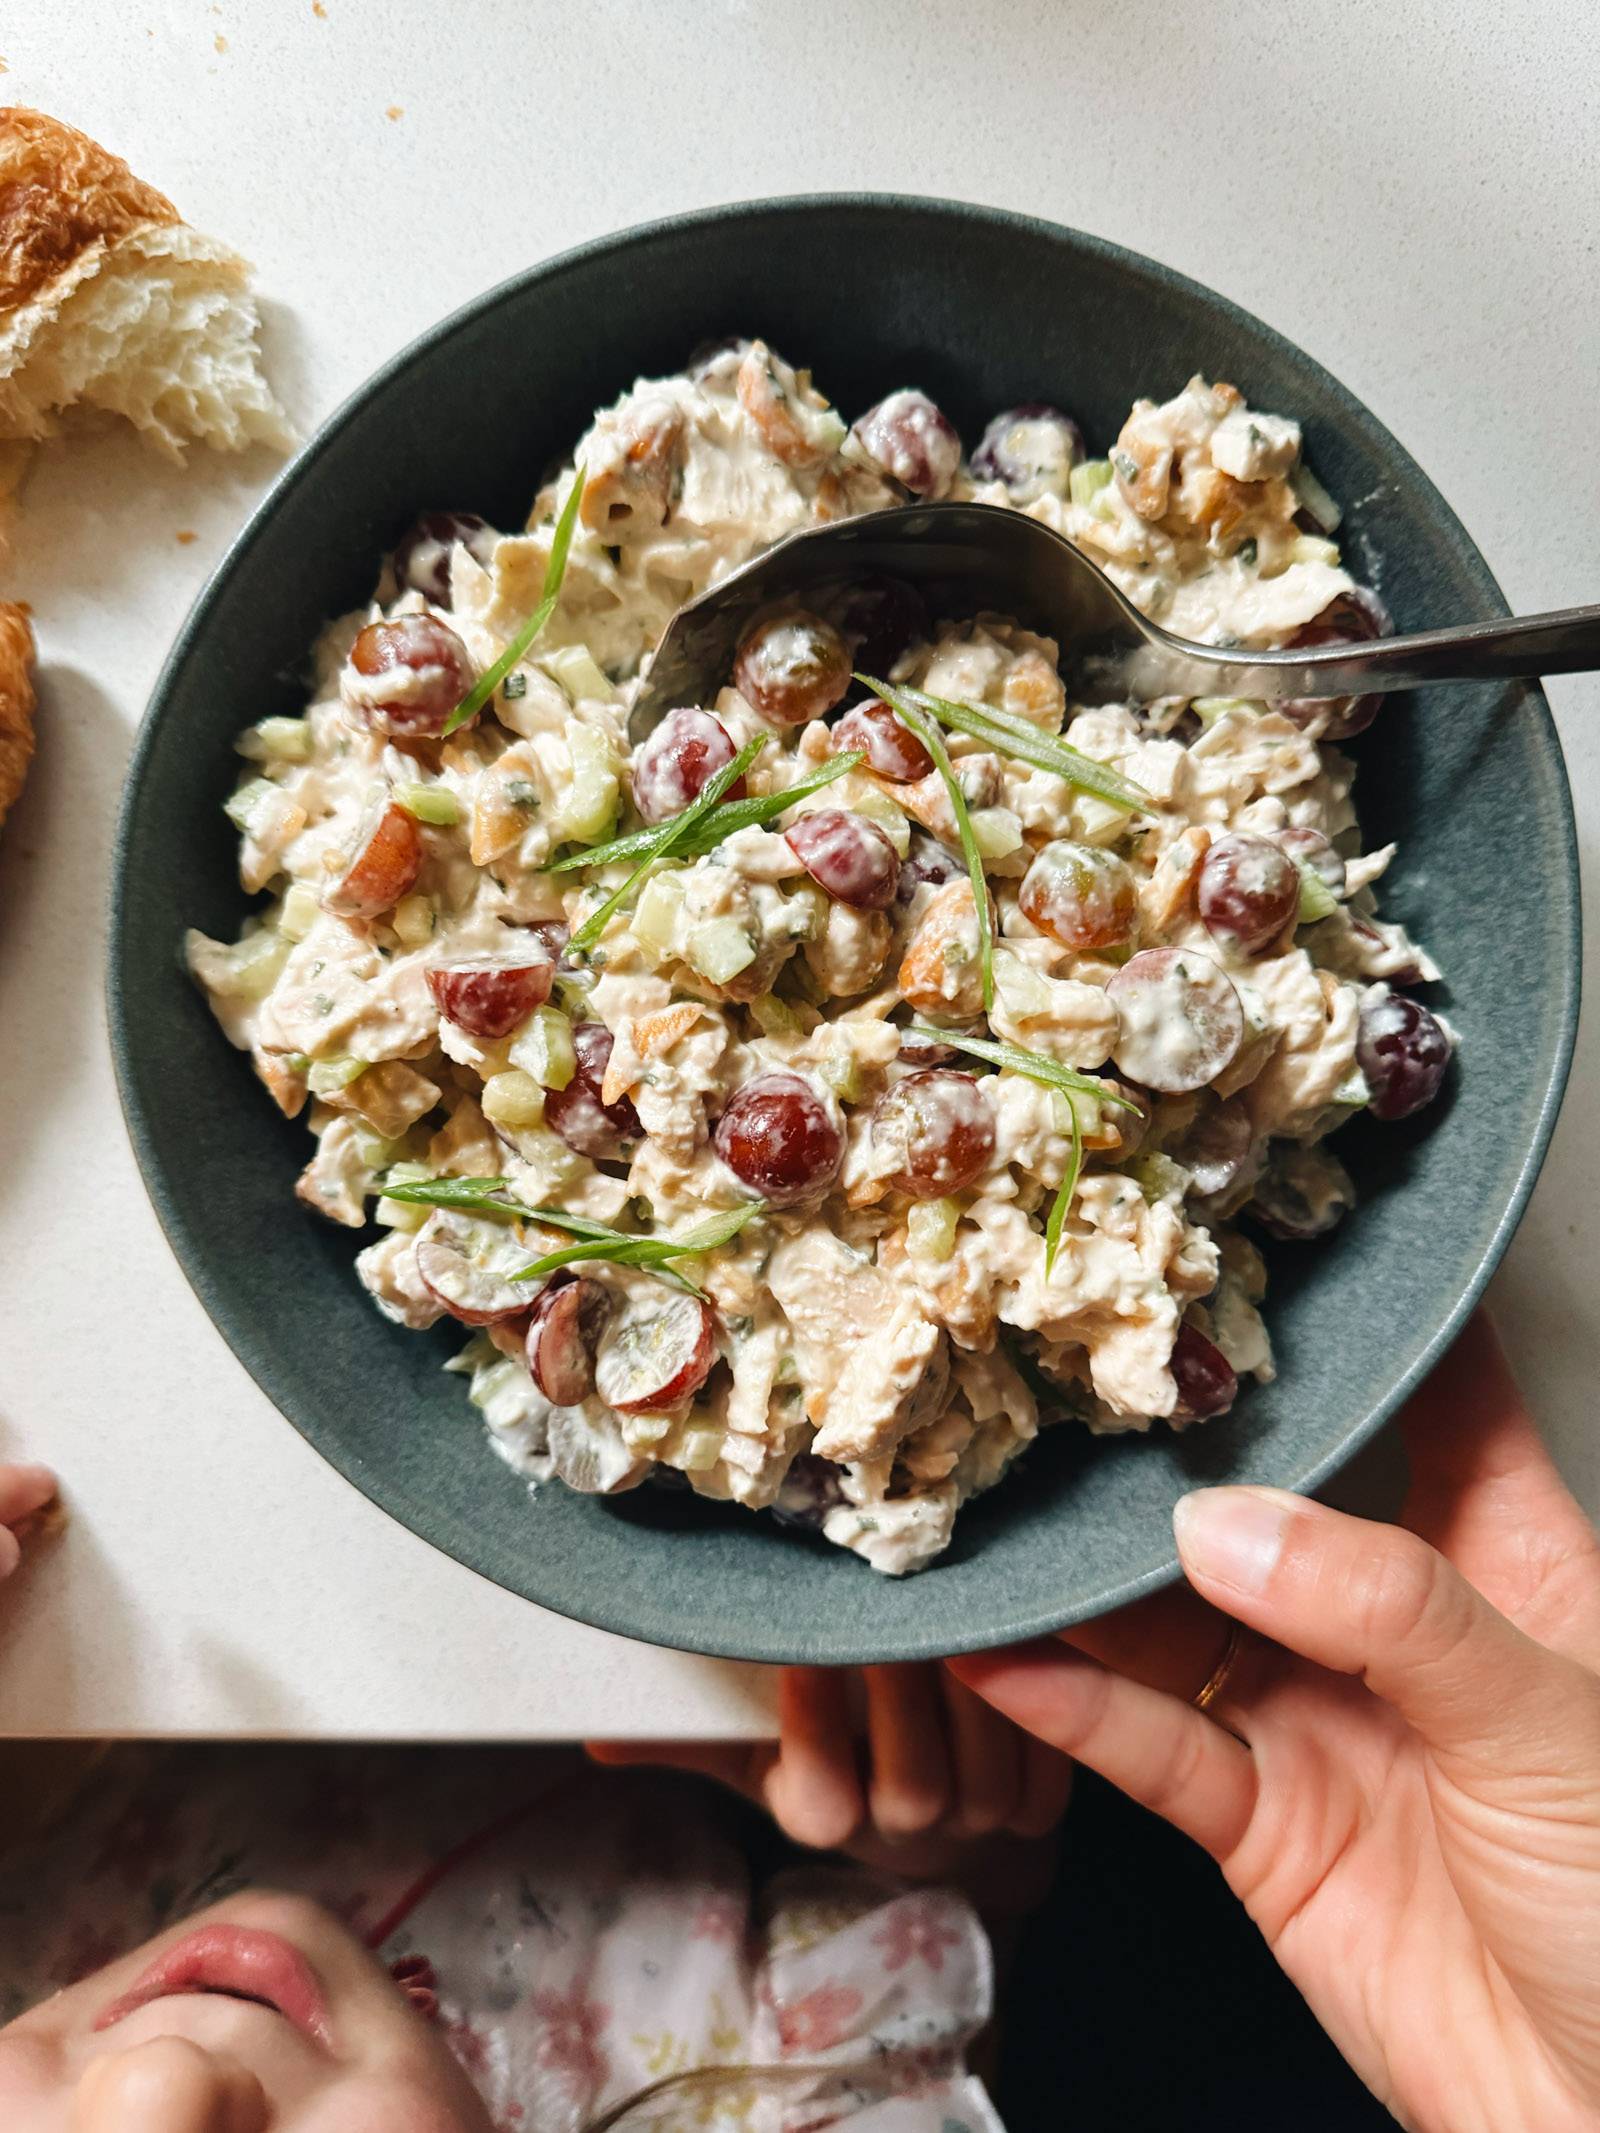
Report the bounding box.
[0,0,1594,1737]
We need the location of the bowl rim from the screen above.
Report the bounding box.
[108,192,1582,1662]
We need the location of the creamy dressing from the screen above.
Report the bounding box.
[187,348,1449,1576]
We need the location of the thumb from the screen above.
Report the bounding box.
[1173,1486,1600,1786]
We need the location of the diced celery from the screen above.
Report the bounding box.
[686,917,757,985]
[631,870,686,955]
[1191,697,1259,730]
[375,1194,428,1232]
[846,787,911,855]
[510,1006,576,1091]
[237,716,312,763]
[1290,463,1343,533]
[1295,866,1340,925]
[204,928,290,1001]
[907,1196,960,1264]
[1332,1063,1371,1109]
[1289,533,1341,570]
[391,893,436,949]
[307,1056,367,1098]
[279,881,321,941]
[819,1046,865,1104]
[384,1160,431,1188]
[1130,1150,1188,1204]
[674,1426,724,1474]
[970,805,1023,860]
[552,964,596,1016]
[993,949,1053,1018]
[481,1068,547,1130]
[224,777,278,835]
[748,992,803,1037]
[355,1126,403,1169]
[554,722,622,843]
[622,1411,672,1448]
[1069,458,1115,508]
[395,782,461,826]
[540,643,617,704]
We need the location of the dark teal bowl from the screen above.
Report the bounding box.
[109,197,1580,1664]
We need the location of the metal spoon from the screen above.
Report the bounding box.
[628,499,1600,741]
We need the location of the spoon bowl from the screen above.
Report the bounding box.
[630,499,1600,741]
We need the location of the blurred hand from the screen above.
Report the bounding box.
[952,1315,1600,2133]
[0,1464,56,1584]
[589,1661,1072,1893]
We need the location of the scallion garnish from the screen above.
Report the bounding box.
[512,1202,763,1292]
[867,681,994,1013]
[1043,1093,1083,1277]
[379,1175,762,1298]
[566,733,767,955]
[442,465,587,737]
[381,1174,612,1232]
[906,1023,1141,1112]
[857,674,1149,814]
[547,748,865,875]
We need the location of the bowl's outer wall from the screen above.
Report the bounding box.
[111,198,1579,1664]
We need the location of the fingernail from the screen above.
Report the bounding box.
[1174,1487,1294,1595]
[0,1526,19,1580]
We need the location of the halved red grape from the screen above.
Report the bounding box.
[342,615,476,740]
[830,576,928,675]
[851,390,961,499]
[323,797,424,919]
[427,949,554,1039]
[1274,826,1346,897]
[631,706,745,825]
[1019,841,1137,952]
[969,403,1084,501]
[416,1210,530,1325]
[543,1023,643,1158]
[733,610,852,726]
[831,699,934,782]
[1170,1321,1238,1421]
[526,1274,611,1403]
[1281,586,1392,740]
[713,1072,843,1205]
[1250,1144,1355,1240]
[594,1293,716,1414]
[785,809,900,909]
[1107,948,1244,1093]
[896,1025,964,1066]
[391,511,496,605]
[895,832,964,908]
[1168,1097,1254,1197]
[1357,990,1450,1121]
[872,1069,995,1197]
[1198,834,1300,956]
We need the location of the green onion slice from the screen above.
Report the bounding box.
[442,466,587,737]
[566,734,767,955]
[857,673,1149,813]
[906,1024,1141,1113]
[379,1175,761,1297]
[547,748,864,876]
[1043,1094,1083,1277]
[866,680,993,1013]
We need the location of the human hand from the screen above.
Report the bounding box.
[0,1464,57,1583]
[589,1662,1072,1897]
[951,1314,1600,2133]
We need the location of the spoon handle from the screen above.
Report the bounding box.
[1160,602,1600,702]
[1324,603,1600,689]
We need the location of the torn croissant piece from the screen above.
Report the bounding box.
[0,106,291,460]
[0,599,36,829]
